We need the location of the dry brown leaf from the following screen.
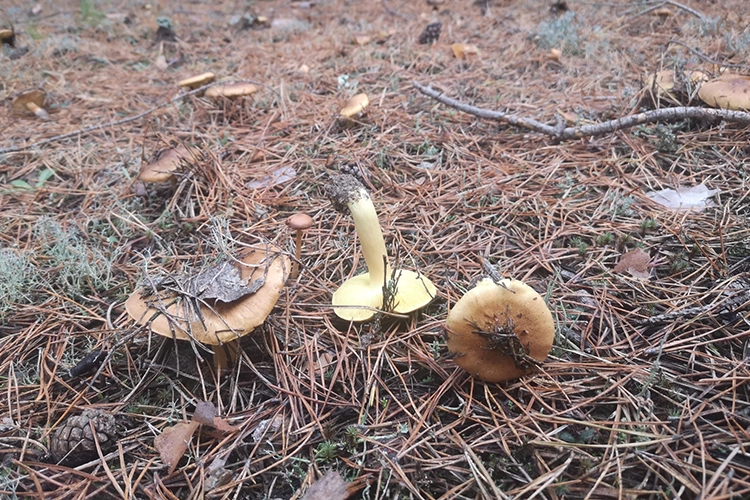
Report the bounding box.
[252,415,284,441]
[154,420,199,475]
[212,416,240,432]
[300,470,348,500]
[246,165,297,189]
[613,248,651,279]
[193,401,217,425]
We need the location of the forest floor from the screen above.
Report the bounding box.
[2,0,750,498]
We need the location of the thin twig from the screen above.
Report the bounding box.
[667,39,750,71]
[621,0,705,25]
[413,81,750,141]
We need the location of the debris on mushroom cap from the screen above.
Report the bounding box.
[125,244,289,345]
[178,72,216,89]
[287,213,313,230]
[204,82,258,98]
[698,74,750,110]
[339,93,369,118]
[327,174,436,321]
[138,145,198,183]
[11,89,49,120]
[643,70,708,105]
[645,70,707,93]
[445,277,555,383]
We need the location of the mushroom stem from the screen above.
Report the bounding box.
[346,188,388,284]
[291,230,302,279]
[26,102,49,120]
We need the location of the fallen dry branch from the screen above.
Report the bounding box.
[413,81,750,141]
[622,0,706,25]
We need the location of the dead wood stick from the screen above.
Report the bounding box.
[622,0,705,25]
[413,81,750,141]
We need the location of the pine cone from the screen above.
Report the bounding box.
[50,409,117,465]
[418,22,442,45]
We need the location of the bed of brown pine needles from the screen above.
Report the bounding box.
[2,0,750,498]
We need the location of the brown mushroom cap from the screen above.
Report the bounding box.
[12,89,49,119]
[698,74,750,110]
[644,70,707,101]
[125,244,289,345]
[0,28,15,47]
[204,82,258,98]
[138,145,197,183]
[178,72,216,89]
[340,93,369,118]
[287,213,313,231]
[445,277,555,382]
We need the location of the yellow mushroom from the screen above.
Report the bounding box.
[328,174,436,321]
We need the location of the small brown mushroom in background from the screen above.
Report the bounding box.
[204,82,258,99]
[339,93,369,118]
[138,145,198,184]
[698,73,750,110]
[445,277,555,383]
[287,213,313,280]
[12,89,49,120]
[0,27,15,47]
[178,72,215,90]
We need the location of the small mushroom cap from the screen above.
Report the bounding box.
[12,89,47,115]
[698,74,750,110]
[125,244,289,345]
[0,28,15,46]
[287,213,313,230]
[451,43,479,59]
[445,278,555,383]
[205,82,259,98]
[340,93,369,118]
[178,72,215,89]
[332,269,436,322]
[138,145,197,183]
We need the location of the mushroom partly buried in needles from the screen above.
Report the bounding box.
[445,277,555,383]
[328,174,436,322]
[125,243,290,368]
[12,89,49,120]
[138,145,198,184]
[287,213,313,280]
[339,93,369,118]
